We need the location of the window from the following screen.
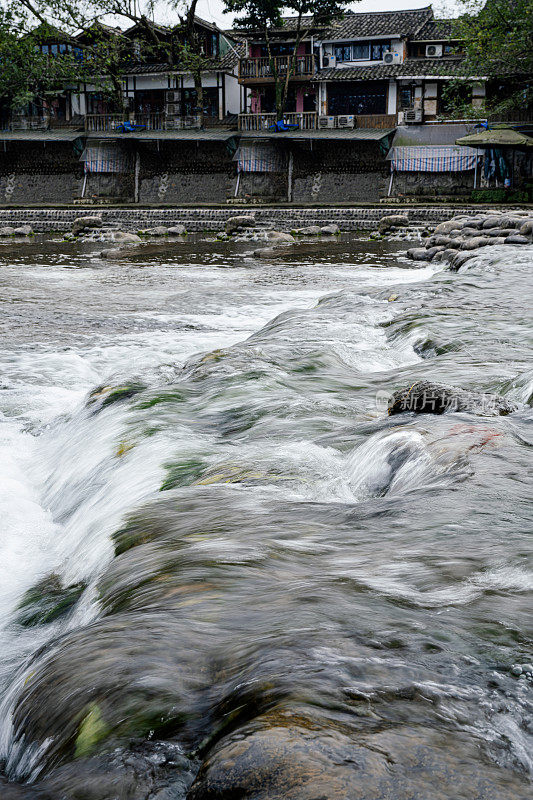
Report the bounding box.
[334,44,352,62]
[51,44,58,55]
[371,41,391,61]
[352,43,370,60]
[399,86,413,108]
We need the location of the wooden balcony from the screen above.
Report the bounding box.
[84,113,201,132]
[238,54,317,84]
[238,112,397,132]
[239,111,318,131]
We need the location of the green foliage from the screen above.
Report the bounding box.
[470,187,532,203]
[438,79,486,120]
[453,0,533,114]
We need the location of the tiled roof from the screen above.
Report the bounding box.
[323,7,433,40]
[246,7,434,38]
[413,19,455,41]
[121,43,244,75]
[317,57,469,81]
[123,63,171,75]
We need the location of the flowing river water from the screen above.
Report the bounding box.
[0,234,531,799]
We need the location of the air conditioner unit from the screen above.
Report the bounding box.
[426,44,443,57]
[166,90,179,102]
[165,104,178,115]
[322,54,336,68]
[337,114,354,129]
[318,115,336,129]
[404,108,423,124]
[383,51,402,65]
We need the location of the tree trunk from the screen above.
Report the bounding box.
[194,69,204,128]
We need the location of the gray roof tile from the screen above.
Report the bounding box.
[317,57,468,81]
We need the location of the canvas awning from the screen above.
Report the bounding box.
[455,129,533,149]
[387,145,481,172]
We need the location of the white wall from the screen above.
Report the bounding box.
[387,80,397,115]
[224,73,241,115]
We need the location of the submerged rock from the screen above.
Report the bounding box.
[388,380,517,417]
[189,709,530,800]
[15,575,86,627]
[139,226,169,236]
[292,225,322,236]
[87,382,146,410]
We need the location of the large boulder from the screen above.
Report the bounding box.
[387,380,517,417]
[379,213,409,233]
[461,236,491,250]
[13,224,33,236]
[504,234,530,245]
[519,219,533,237]
[225,215,256,235]
[321,223,340,235]
[72,216,102,236]
[485,228,515,238]
[112,231,142,244]
[433,220,459,235]
[167,224,187,236]
[406,247,431,261]
[482,215,505,229]
[449,251,476,271]
[0,226,15,236]
[264,230,295,245]
[189,710,530,800]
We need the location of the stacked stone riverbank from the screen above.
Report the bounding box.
[0,205,531,234]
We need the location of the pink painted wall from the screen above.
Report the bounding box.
[250,91,261,113]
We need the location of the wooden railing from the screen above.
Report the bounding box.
[9,115,50,131]
[85,114,124,132]
[238,112,396,131]
[239,54,316,81]
[488,109,533,123]
[84,113,200,132]
[238,112,318,131]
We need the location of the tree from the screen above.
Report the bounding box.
[6,0,218,124]
[223,0,350,121]
[0,11,96,119]
[453,0,533,114]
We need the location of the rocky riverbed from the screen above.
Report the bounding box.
[0,231,531,799]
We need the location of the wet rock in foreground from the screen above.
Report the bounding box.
[388,380,516,416]
[189,710,530,800]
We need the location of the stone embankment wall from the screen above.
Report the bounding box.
[138,142,235,205]
[0,206,519,233]
[0,137,503,205]
[0,143,82,204]
[292,141,389,203]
